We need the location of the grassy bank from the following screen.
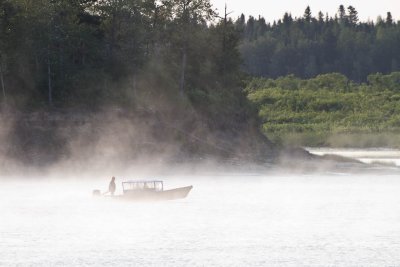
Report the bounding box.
[269,132,400,148]
[246,72,400,147]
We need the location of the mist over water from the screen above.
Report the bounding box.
[1,158,400,266]
[307,147,400,166]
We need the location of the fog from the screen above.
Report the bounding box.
[2,111,400,265]
[2,163,400,266]
[308,147,400,167]
[0,105,276,180]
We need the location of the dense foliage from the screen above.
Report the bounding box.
[247,72,400,146]
[0,0,244,117]
[0,0,274,165]
[237,6,400,82]
[1,1,400,152]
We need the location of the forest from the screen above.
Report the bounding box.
[1,1,400,165]
[238,5,400,82]
[0,0,244,112]
[0,0,274,165]
[238,6,400,147]
[1,2,399,109]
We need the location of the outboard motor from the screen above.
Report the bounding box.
[92,189,101,197]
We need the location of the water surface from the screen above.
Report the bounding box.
[1,152,400,266]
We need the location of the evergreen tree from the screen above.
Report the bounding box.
[170,0,216,96]
[282,12,293,26]
[347,6,358,26]
[386,12,393,25]
[246,16,255,40]
[338,5,346,24]
[1,1,400,108]
[318,11,324,23]
[304,6,312,23]
[238,5,400,82]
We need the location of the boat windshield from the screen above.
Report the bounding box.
[122,180,163,192]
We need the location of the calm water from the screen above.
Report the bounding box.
[307,147,400,166]
[1,150,400,266]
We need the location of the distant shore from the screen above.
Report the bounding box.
[268,132,400,148]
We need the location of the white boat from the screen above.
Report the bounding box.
[93,180,192,201]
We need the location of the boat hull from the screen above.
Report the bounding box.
[116,186,193,201]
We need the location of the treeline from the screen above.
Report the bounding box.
[246,72,400,146]
[2,1,400,109]
[0,0,243,113]
[237,5,400,82]
[0,0,276,164]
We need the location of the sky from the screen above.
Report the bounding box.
[211,0,400,23]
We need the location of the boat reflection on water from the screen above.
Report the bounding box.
[93,180,193,201]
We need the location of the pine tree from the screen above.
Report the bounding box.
[338,5,346,24]
[283,12,293,26]
[304,6,312,23]
[318,11,324,23]
[347,6,358,26]
[386,12,393,25]
[171,0,216,96]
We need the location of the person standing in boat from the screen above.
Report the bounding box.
[109,176,116,196]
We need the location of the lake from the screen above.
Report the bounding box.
[1,148,400,266]
[307,147,400,166]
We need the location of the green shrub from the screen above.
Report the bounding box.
[246,72,400,146]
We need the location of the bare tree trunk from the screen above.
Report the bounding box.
[47,48,53,106]
[109,12,116,59]
[0,62,5,101]
[220,4,232,85]
[59,45,64,80]
[179,46,187,97]
[35,54,40,73]
[132,73,137,99]
[179,1,189,97]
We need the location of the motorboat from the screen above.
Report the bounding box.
[93,180,192,201]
